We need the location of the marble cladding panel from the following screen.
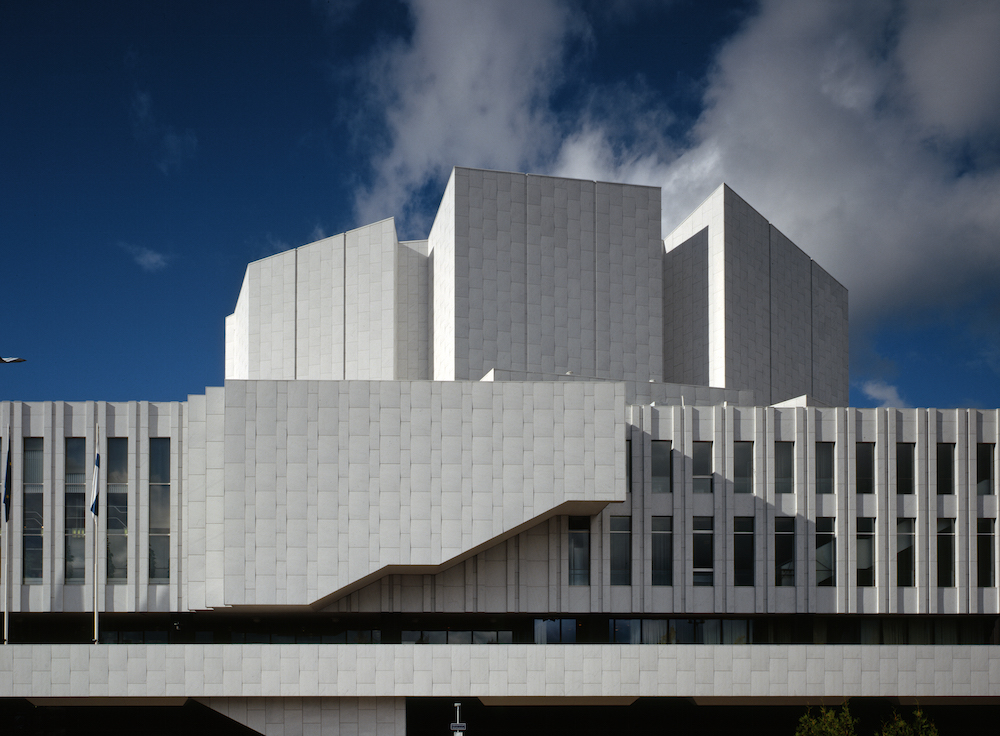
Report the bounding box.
[4,644,999,705]
[323,405,1000,618]
[769,227,813,403]
[430,171,458,381]
[662,227,710,386]
[213,379,625,608]
[811,261,849,407]
[722,188,772,402]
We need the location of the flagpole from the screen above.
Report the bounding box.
[92,421,100,645]
[3,424,11,645]
[3,423,11,645]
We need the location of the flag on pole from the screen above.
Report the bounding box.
[89,444,100,518]
[3,433,10,523]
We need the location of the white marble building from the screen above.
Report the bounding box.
[1,168,997,734]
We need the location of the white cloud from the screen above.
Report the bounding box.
[351,0,582,231]
[861,379,908,408]
[120,243,169,272]
[895,0,1000,139]
[548,0,1000,334]
[345,0,1000,343]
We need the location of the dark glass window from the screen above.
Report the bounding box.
[897,518,915,587]
[734,442,753,494]
[774,442,793,494]
[651,440,671,494]
[568,516,590,586]
[149,437,170,582]
[534,619,577,644]
[693,442,712,493]
[609,516,631,586]
[978,518,995,587]
[775,517,795,586]
[978,444,995,495]
[23,438,44,583]
[651,516,672,586]
[609,618,641,644]
[107,438,128,581]
[937,443,954,495]
[693,516,714,586]
[896,443,914,495]
[816,442,834,495]
[856,442,874,494]
[734,517,754,586]
[937,518,954,588]
[816,517,835,586]
[64,438,87,583]
[857,517,875,587]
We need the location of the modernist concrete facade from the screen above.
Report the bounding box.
[1,168,998,734]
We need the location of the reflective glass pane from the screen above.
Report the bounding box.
[816,442,834,494]
[775,442,793,494]
[149,536,170,581]
[107,438,128,484]
[651,440,671,494]
[107,534,128,581]
[149,438,170,484]
[734,442,753,494]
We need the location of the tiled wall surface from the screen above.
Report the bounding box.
[434,169,663,383]
[3,643,998,701]
[200,697,405,736]
[3,400,998,616]
[661,226,710,387]
[811,261,850,406]
[663,185,848,406]
[209,379,624,608]
[226,170,846,405]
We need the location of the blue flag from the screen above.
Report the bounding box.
[89,447,100,518]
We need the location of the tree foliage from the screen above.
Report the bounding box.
[878,708,939,736]
[795,704,857,736]
[795,704,939,736]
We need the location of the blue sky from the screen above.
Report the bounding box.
[2,0,999,408]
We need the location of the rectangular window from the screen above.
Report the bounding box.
[148,437,170,582]
[609,516,631,586]
[897,518,915,587]
[651,440,671,494]
[978,518,995,587]
[775,517,795,586]
[64,438,86,583]
[692,442,713,493]
[734,442,753,494]
[608,618,641,644]
[734,517,754,586]
[857,517,875,587]
[978,444,995,495]
[937,518,955,587]
[107,438,128,582]
[896,443,914,495]
[856,442,874,494]
[816,442,834,495]
[816,517,835,587]
[774,442,794,494]
[568,516,590,586]
[692,516,714,586]
[651,516,672,586]
[937,443,954,495]
[534,619,577,644]
[22,438,43,583]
